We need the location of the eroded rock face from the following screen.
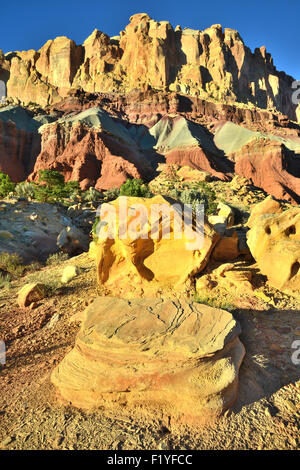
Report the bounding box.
[247,204,300,291]
[51,297,245,420]
[0,200,88,262]
[29,107,155,190]
[214,121,300,203]
[0,105,54,182]
[94,195,219,297]
[2,14,299,121]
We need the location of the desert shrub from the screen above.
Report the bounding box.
[194,292,235,312]
[14,181,36,199]
[169,188,182,200]
[0,273,11,290]
[104,187,120,201]
[170,183,217,215]
[120,178,152,198]
[46,251,69,266]
[92,217,100,243]
[0,172,15,198]
[83,187,103,202]
[0,252,24,277]
[35,170,81,203]
[38,170,64,187]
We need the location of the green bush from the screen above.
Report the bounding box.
[0,252,24,277]
[104,187,120,201]
[169,183,217,215]
[46,252,69,266]
[0,172,15,198]
[92,217,100,242]
[120,178,152,198]
[14,181,36,199]
[35,170,81,203]
[38,170,65,187]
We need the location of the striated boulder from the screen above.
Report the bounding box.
[95,195,219,297]
[51,297,245,420]
[247,205,300,291]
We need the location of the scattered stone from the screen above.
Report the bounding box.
[1,436,14,446]
[17,283,47,308]
[61,265,80,284]
[57,226,89,256]
[46,313,61,329]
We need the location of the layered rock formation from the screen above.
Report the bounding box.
[214,122,300,203]
[247,199,300,291]
[29,107,154,190]
[0,14,300,203]
[95,195,219,297]
[51,297,245,419]
[0,105,54,182]
[2,14,299,121]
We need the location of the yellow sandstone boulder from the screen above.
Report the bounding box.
[247,205,300,291]
[94,195,219,297]
[51,297,245,421]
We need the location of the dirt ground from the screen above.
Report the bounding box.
[0,253,299,450]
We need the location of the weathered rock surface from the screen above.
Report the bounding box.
[2,14,299,122]
[95,195,219,297]
[247,205,300,290]
[0,105,54,182]
[17,282,47,308]
[0,200,88,262]
[214,121,300,204]
[51,297,245,419]
[57,226,89,256]
[29,107,155,190]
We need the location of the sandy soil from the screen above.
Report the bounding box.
[0,252,299,450]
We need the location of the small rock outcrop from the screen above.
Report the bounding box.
[17,282,47,308]
[0,200,88,262]
[51,297,245,420]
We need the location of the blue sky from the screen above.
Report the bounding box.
[1,0,299,79]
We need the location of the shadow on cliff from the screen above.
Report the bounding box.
[231,307,300,412]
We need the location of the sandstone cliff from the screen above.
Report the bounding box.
[1,13,299,122]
